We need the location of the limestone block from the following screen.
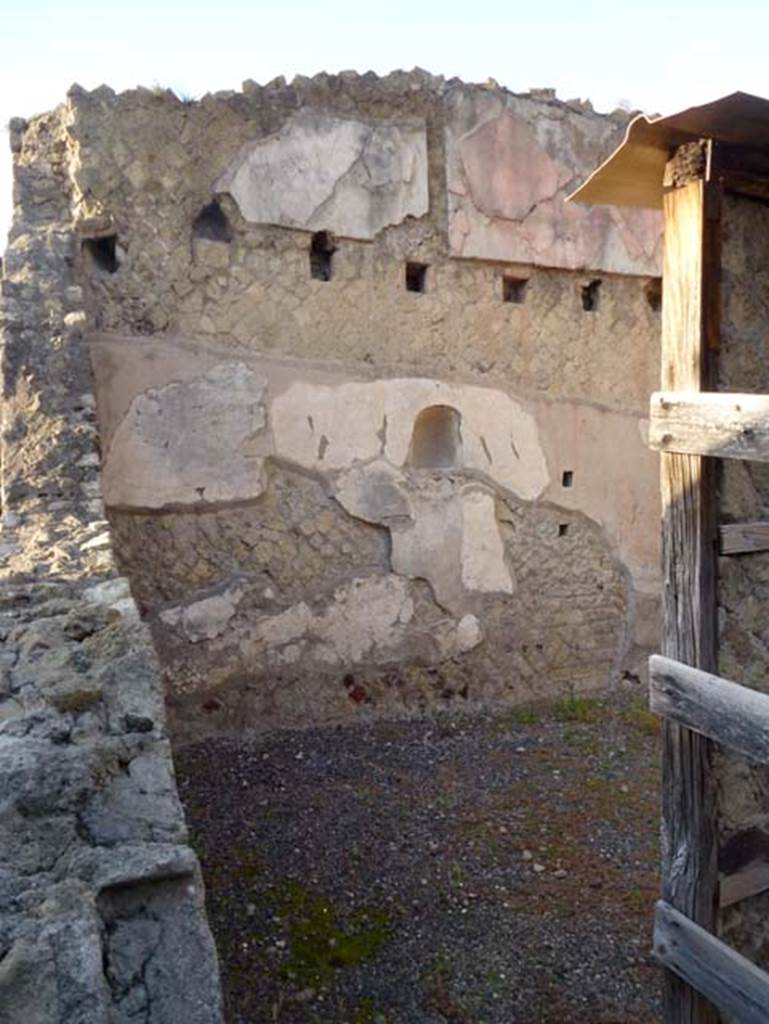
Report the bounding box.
[216,109,428,239]
[80,754,186,845]
[70,843,198,890]
[445,89,662,274]
[0,914,110,1024]
[103,363,268,509]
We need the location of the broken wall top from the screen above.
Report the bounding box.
[53,69,661,276]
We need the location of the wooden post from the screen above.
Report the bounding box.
[659,151,720,1023]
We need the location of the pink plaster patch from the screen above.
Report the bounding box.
[459,111,562,222]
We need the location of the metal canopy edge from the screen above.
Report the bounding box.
[569,91,769,209]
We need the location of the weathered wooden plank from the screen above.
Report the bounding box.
[659,172,719,1024]
[721,861,769,908]
[720,521,769,555]
[649,390,769,461]
[650,654,769,764]
[720,827,769,909]
[654,901,769,1023]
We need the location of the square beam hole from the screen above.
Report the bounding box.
[502,275,528,304]
[581,279,602,312]
[405,262,429,293]
[562,470,573,488]
[83,235,119,274]
[310,231,335,282]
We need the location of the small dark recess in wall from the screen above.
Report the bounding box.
[562,470,573,488]
[581,279,602,311]
[502,275,528,303]
[558,523,569,537]
[192,200,232,242]
[83,235,119,274]
[405,262,429,293]
[644,277,662,313]
[310,231,336,281]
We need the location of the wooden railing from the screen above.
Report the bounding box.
[650,654,769,1021]
[648,386,769,1020]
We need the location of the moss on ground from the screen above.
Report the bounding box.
[269,881,392,991]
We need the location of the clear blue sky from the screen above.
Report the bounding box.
[2,0,769,246]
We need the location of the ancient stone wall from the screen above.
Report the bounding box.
[0,68,666,1021]
[30,70,665,739]
[0,106,222,1021]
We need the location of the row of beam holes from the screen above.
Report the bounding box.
[81,200,234,276]
[82,217,662,317]
[310,234,661,313]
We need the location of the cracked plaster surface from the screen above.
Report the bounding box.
[215,109,429,239]
[101,364,542,610]
[230,574,483,669]
[103,363,268,509]
[445,90,662,274]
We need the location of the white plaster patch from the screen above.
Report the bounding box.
[104,363,267,509]
[459,489,514,594]
[249,575,415,666]
[161,586,244,643]
[216,109,428,239]
[390,479,465,611]
[271,377,549,500]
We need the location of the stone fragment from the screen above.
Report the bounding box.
[334,461,412,525]
[160,586,244,643]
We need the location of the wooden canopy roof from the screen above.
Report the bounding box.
[570,91,769,209]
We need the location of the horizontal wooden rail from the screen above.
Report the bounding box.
[721,861,769,909]
[654,901,769,1023]
[649,391,769,461]
[720,521,769,555]
[650,655,769,764]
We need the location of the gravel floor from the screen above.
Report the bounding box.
[176,692,662,1023]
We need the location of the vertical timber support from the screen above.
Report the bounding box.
[660,148,720,1023]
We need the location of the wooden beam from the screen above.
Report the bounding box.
[720,521,769,555]
[650,390,769,461]
[650,654,769,765]
[721,170,769,203]
[654,901,769,1023]
[658,172,719,1023]
[720,861,769,908]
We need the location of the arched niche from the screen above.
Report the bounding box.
[407,405,462,469]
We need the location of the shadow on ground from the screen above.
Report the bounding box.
[175,691,661,1024]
